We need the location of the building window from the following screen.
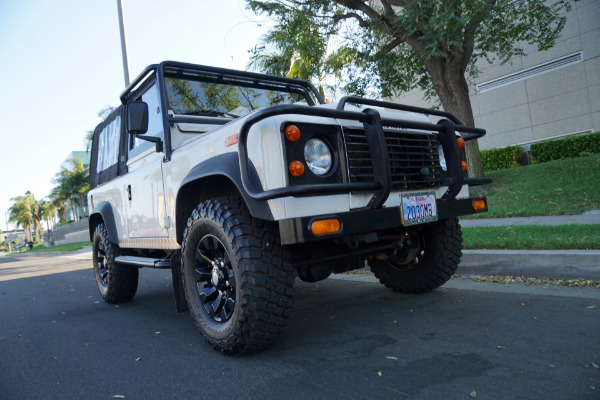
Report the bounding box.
[476,52,583,93]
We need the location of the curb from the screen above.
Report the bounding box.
[459,250,600,280]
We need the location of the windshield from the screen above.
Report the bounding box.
[165,76,315,118]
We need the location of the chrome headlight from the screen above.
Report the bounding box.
[438,145,447,171]
[304,138,332,176]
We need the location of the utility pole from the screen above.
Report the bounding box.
[117,0,130,87]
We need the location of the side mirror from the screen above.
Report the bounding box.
[126,101,149,135]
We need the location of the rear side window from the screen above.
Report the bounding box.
[89,106,126,189]
[97,116,121,172]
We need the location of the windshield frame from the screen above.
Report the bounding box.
[164,72,317,120]
[120,61,325,161]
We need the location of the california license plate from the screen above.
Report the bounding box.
[400,192,438,226]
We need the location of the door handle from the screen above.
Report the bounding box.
[127,185,132,201]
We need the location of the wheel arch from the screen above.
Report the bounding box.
[175,152,273,244]
[88,202,119,244]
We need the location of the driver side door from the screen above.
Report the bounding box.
[122,81,169,244]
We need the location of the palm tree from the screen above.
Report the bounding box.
[9,196,32,242]
[8,191,41,242]
[39,200,53,232]
[248,12,349,100]
[51,156,90,221]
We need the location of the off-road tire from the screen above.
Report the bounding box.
[181,197,294,355]
[370,218,462,294]
[92,223,138,303]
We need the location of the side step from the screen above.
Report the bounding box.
[114,256,171,269]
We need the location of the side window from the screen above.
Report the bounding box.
[129,83,163,159]
[97,116,121,172]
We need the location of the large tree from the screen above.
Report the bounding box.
[247,0,573,178]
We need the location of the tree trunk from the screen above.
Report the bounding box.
[25,224,32,242]
[79,194,86,219]
[71,200,77,222]
[423,57,486,196]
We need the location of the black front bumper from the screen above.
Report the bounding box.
[278,197,487,245]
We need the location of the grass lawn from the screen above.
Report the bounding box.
[467,154,600,219]
[29,241,92,253]
[462,224,600,250]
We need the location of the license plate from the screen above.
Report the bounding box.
[400,192,438,226]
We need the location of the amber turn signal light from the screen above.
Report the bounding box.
[457,137,465,149]
[461,161,468,172]
[310,218,341,236]
[473,199,487,211]
[285,125,301,142]
[289,161,305,177]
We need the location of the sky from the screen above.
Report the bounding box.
[0,0,273,230]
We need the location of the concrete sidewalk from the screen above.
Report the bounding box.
[458,211,600,280]
[460,210,600,228]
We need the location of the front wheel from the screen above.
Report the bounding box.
[370,218,462,294]
[181,197,294,355]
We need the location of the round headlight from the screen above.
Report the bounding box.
[438,145,447,171]
[304,138,332,176]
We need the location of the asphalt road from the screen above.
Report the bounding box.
[1,251,599,400]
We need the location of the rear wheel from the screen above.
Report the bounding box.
[181,197,294,355]
[370,218,462,294]
[92,223,138,303]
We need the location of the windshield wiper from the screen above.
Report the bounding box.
[183,109,238,118]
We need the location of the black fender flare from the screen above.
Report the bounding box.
[88,202,119,244]
[175,152,274,241]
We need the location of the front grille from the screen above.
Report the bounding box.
[344,128,443,190]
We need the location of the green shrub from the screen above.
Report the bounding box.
[481,145,524,171]
[529,131,600,164]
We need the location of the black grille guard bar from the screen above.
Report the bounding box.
[336,96,487,140]
[238,100,490,203]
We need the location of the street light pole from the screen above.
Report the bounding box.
[117,0,130,88]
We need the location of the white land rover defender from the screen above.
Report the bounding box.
[88,61,491,354]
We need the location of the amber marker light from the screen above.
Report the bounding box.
[225,133,238,147]
[289,161,305,177]
[311,218,341,236]
[473,199,487,211]
[285,125,301,142]
[462,161,468,171]
[457,137,465,149]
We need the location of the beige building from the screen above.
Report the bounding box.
[393,0,599,150]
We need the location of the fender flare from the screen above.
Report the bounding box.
[88,202,119,244]
[176,153,274,241]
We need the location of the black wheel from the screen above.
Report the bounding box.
[370,218,462,294]
[181,197,294,355]
[92,223,138,303]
